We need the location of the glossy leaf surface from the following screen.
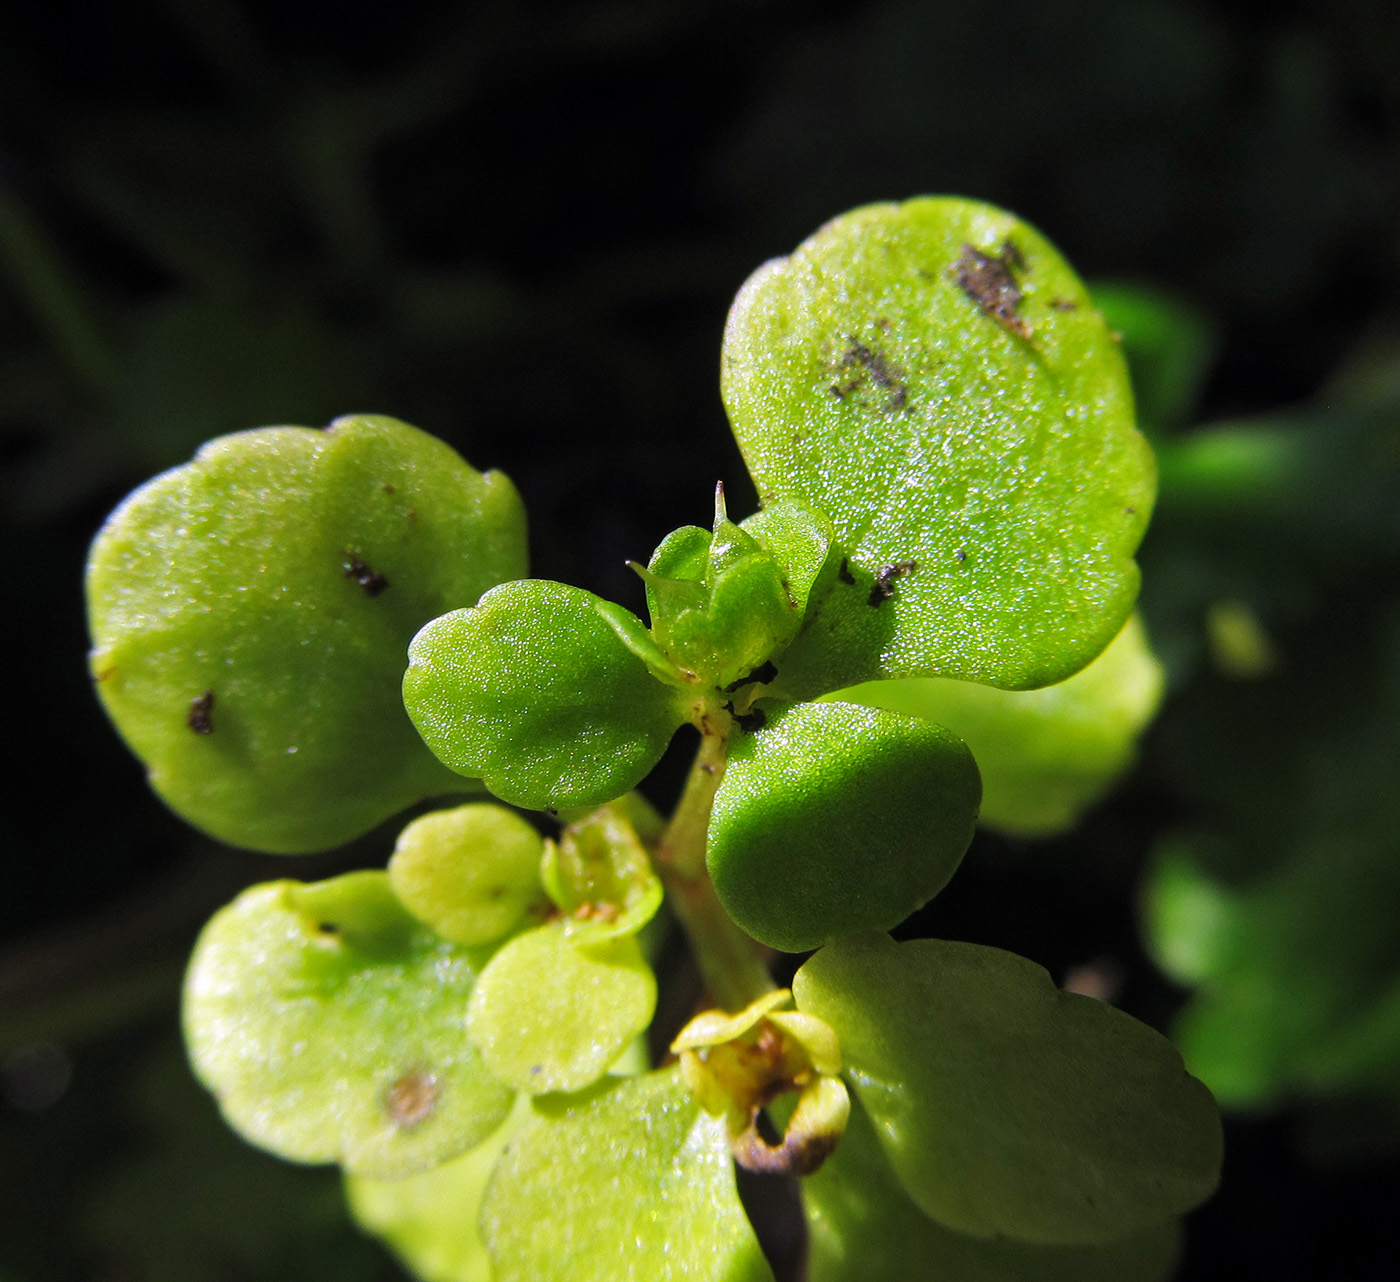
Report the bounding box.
[708,701,980,952]
[833,614,1163,836]
[722,197,1153,697]
[346,1096,530,1282]
[480,1069,775,1282]
[404,580,689,810]
[805,1094,1182,1282]
[389,803,550,946]
[794,934,1221,1244]
[467,923,656,1093]
[87,414,526,853]
[184,873,513,1178]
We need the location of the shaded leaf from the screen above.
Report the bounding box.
[793,934,1221,1244]
[833,614,1163,836]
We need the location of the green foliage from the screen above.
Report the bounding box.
[86,414,526,853]
[183,872,513,1178]
[794,935,1221,1244]
[707,701,980,951]
[404,579,690,810]
[389,804,551,947]
[804,1094,1183,1282]
[722,197,1154,697]
[834,613,1164,836]
[82,195,1220,1281]
[480,1071,775,1282]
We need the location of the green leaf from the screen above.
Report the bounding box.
[480,1069,775,1282]
[805,1093,1182,1282]
[183,872,514,1179]
[466,923,656,1094]
[793,934,1221,1245]
[86,414,527,853]
[389,804,550,946]
[707,701,980,952]
[540,803,664,939]
[831,614,1163,836]
[722,197,1153,698]
[346,1095,531,1282]
[404,580,690,810]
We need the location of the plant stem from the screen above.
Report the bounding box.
[654,727,775,1012]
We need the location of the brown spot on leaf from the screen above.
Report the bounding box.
[837,557,856,586]
[953,242,1031,339]
[868,560,918,606]
[187,691,215,734]
[343,557,389,596]
[830,339,907,410]
[382,482,396,494]
[1050,297,1078,312]
[385,1072,438,1128]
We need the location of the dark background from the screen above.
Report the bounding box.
[3,1,1399,1278]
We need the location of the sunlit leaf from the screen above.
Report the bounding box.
[480,1069,775,1282]
[389,803,551,946]
[184,873,514,1178]
[708,701,979,952]
[405,580,690,810]
[346,1096,531,1282]
[87,414,526,853]
[467,923,656,1094]
[723,197,1152,698]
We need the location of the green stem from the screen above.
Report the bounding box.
[654,727,775,1012]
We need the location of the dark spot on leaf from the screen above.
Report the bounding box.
[725,702,768,734]
[953,243,1031,339]
[385,1072,438,1128]
[94,667,115,682]
[868,561,918,607]
[837,557,855,586]
[1125,506,1137,515]
[317,922,339,934]
[955,548,967,562]
[830,339,907,410]
[1050,297,1078,312]
[343,557,389,596]
[187,691,215,734]
[382,482,396,494]
[723,660,779,692]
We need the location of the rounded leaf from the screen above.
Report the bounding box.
[87,415,527,853]
[722,197,1154,696]
[834,614,1164,836]
[183,872,514,1179]
[467,922,656,1094]
[346,1096,530,1282]
[389,804,550,946]
[793,934,1222,1245]
[481,1069,775,1282]
[805,1093,1182,1282]
[707,701,980,952]
[404,580,689,811]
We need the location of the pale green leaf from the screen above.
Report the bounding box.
[481,1069,775,1282]
[86,415,526,853]
[793,934,1221,1245]
[183,873,514,1179]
